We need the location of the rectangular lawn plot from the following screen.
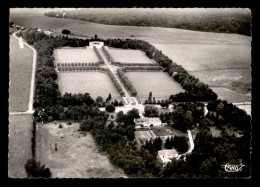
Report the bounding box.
[125,72,184,102]
[59,72,121,100]
[108,48,155,64]
[54,48,99,63]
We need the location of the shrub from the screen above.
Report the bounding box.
[62,29,71,34]
[58,124,63,128]
[105,104,115,112]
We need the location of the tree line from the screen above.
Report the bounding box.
[93,46,105,64]
[45,8,251,36]
[117,68,137,97]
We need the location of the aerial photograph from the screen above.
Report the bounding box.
[9,8,252,179]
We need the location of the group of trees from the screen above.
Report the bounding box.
[24,159,52,178]
[58,65,107,72]
[159,102,205,132]
[45,8,251,36]
[206,100,251,133]
[142,137,163,155]
[166,136,189,154]
[102,46,114,62]
[163,128,250,178]
[107,69,125,97]
[113,62,159,67]
[93,46,104,64]
[117,68,137,96]
[144,105,159,117]
[121,66,163,72]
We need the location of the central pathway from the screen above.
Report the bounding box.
[98,48,131,99]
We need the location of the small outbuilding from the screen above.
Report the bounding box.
[158,149,179,164]
[89,41,104,48]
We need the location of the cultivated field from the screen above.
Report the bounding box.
[153,42,251,101]
[211,87,251,103]
[125,72,184,102]
[8,114,33,178]
[108,48,154,64]
[36,122,126,178]
[58,72,121,100]
[153,44,251,72]
[54,48,99,63]
[190,68,251,94]
[9,35,34,112]
[10,14,250,45]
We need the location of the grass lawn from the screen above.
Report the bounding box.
[8,114,33,178]
[36,122,126,178]
[108,48,155,64]
[58,72,121,100]
[9,35,33,112]
[54,48,99,63]
[125,72,184,102]
[151,126,173,137]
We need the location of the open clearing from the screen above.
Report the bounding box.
[9,35,33,112]
[54,48,99,63]
[211,87,251,103]
[58,72,121,100]
[108,48,155,64]
[190,68,251,94]
[36,122,126,178]
[8,114,33,178]
[125,72,184,102]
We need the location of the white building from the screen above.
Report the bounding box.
[134,114,162,127]
[158,149,179,164]
[89,41,104,48]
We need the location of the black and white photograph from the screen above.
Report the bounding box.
[8,7,253,179]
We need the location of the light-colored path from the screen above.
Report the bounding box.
[177,130,194,159]
[98,48,131,98]
[12,31,36,114]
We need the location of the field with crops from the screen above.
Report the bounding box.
[211,87,251,103]
[108,48,154,64]
[54,48,99,63]
[8,114,33,178]
[58,72,121,100]
[125,72,184,102]
[9,35,34,112]
[36,122,126,178]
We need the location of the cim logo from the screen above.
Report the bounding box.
[222,163,245,172]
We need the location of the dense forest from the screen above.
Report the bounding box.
[45,8,251,36]
[16,30,251,178]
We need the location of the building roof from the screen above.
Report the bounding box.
[135,117,161,124]
[158,149,178,156]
